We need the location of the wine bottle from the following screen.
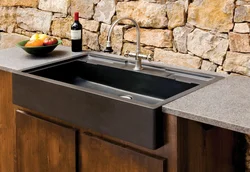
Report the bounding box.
[71,12,82,52]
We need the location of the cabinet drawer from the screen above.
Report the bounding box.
[79,133,166,172]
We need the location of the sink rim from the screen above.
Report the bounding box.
[17,52,224,109]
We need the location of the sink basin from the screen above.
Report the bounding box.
[13,52,222,149]
[28,59,198,105]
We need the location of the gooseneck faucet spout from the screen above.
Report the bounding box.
[104,17,144,71]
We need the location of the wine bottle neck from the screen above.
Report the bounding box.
[74,12,79,21]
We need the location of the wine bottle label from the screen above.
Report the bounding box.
[71,30,81,40]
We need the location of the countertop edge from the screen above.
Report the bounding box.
[0,46,85,71]
[163,106,250,134]
[162,76,250,135]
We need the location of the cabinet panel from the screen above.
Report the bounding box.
[0,71,15,172]
[79,133,166,172]
[16,110,76,172]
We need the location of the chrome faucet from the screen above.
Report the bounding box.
[104,17,152,71]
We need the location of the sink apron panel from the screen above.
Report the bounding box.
[12,73,164,149]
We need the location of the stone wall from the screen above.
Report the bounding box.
[0,0,250,76]
[0,0,250,168]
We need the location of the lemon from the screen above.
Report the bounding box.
[30,33,48,42]
[38,34,48,42]
[30,33,39,41]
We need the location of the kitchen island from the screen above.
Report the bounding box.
[0,46,247,172]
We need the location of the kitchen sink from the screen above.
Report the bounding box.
[13,52,222,149]
[27,59,198,105]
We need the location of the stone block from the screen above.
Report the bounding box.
[0,0,38,8]
[229,32,250,52]
[223,51,250,76]
[0,7,17,33]
[166,2,185,29]
[188,0,234,32]
[234,5,250,22]
[124,28,173,48]
[154,48,202,69]
[201,60,218,72]
[17,8,52,33]
[51,17,73,39]
[187,28,229,65]
[82,29,99,51]
[62,39,71,47]
[71,0,99,19]
[116,1,168,28]
[233,23,250,33]
[94,0,116,24]
[39,0,70,14]
[173,26,193,54]
[79,19,100,32]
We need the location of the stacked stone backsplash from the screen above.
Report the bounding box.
[1,0,250,169]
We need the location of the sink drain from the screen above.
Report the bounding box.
[120,95,133,100]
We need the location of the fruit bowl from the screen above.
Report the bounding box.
[17,39,62,56]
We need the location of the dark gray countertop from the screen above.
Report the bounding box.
[1,46,250,134]
[163,76,250,134]
[0,46,83,71]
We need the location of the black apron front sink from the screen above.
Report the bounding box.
[13,52,222,149]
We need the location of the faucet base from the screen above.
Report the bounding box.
[133,59,143,71]
[133,66,143,71]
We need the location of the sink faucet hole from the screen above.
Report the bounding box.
[120,95,133,100]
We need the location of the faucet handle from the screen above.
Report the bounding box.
[147,54,154,62]
[124,50,130,57]
[124,51,153,62]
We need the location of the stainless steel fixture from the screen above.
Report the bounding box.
[124,51,153,62]
[104,17,151,71]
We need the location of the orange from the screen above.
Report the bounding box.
[25,39,44,47]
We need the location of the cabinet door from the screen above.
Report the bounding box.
[79,133,166,172]
[16,110,76,172]
[0,71,15,172]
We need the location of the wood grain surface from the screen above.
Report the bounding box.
[0,70,15,172]
[16,110,76,172]
[79,133,166,172]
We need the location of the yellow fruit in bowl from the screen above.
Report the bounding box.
[30,33,48,42]
[30,33,39,41]
[39,34,48,42]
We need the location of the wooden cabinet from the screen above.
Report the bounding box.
[79,133,166,172]
[15,110,166,172]
[0,70,15,172]
[16,110,76,172]
[14,109,238,172]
